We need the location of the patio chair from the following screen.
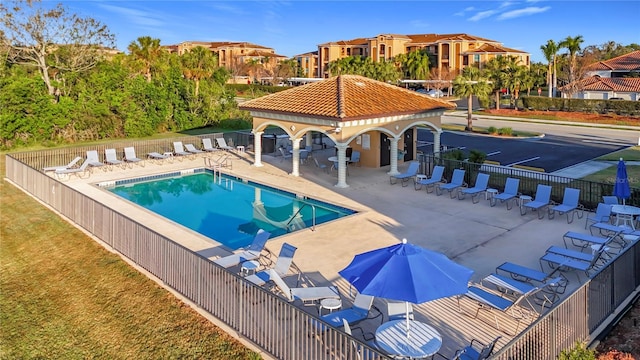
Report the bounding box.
[184,143,204,154]
[434,336,501,360]
[602,196,619,205]
[549,187,583,223]
[299,150,309,164]
[55,158,91,179]
[589,221,634,247]
[563,231,613,253]
[105,148,124,169]
[320,293,382,330]
[173,141,191,157]
[390,161,420,186]
[268,268,340,305]
[313,157,329,173]
[585,203,612,229]
[124,147,144,165]
[386,301,414,321]
[414,165,444,192]
[341,319,381,360]
[202,138,219,152]
[482,273,565,311]
[86,150,105,169]
[278,147,292,163]
[436,169,466,198]
[43,156,82,172]
[216,137,235,151]
[520,184,552,219]
[245,243,298,286]
[539,244,607,282]
[459,173,490,203]
[349,151,361,167]
[213,229,271,268]
[491,177,520,210]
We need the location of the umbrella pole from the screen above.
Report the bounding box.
[406,302,410,339]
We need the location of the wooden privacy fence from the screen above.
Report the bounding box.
[6,146,640,360]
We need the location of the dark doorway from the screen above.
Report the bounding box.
[380,133,390,166]
[404,129,414,161]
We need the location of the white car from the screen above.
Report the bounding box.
[426,89,444,98]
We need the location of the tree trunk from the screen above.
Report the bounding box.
[195,79,200,97]
[547,63,553,97]
[495,91,500,110]
[466,95,473,131]
[37,53,55,96]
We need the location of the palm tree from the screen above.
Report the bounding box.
[127,36,162,83]
[405,49,430,80]
[484,56,514,109]
[540,40,559,97]
[559,35,584,85]
[181,46,218,97]
[453,67,492,131]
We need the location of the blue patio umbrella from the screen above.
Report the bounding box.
[613,158,631,205]
[338,239,473,335]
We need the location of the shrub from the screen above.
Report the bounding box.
[218,118,252,130]
[498,127,513,136]
[468,149,487,164]
[559,341,596,360]
[487,126,497,134]
[443,149,465,161]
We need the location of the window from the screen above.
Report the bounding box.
[474,54,480,63]
[347,48,351,56]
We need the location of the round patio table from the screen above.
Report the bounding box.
[375,319,442,359]
[611,205,640,230]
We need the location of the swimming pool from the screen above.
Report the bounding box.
[105,169,355,250]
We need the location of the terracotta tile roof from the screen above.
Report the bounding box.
[239,75,455,121]
[293,51,318,57]
[319,38,369,46]
[465,43,527,54]
[244,50,288,58]
[406,33,497,44]
[561,76,640,92]
[588,51,640,71]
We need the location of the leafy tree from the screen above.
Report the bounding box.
[127,36,163,83]
[540,39,559,97]
[400,49,430,80]
[0,0,115,99]
[453,67,491,131]
[181,46,218,96]
[558,341,596,360]
[484,56,513,109]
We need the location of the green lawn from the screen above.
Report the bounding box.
[580,146,640,187]
[0,155,260,359]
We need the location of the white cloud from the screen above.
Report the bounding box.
[97,4,165,27]
[468,10,497,22]
[454,6,475,16]
[497,6,551,20]
[207,3,246,16]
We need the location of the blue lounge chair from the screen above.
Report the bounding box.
[436,169,466,198]
[459,173,490,203]
[602,196,619,205]
[585,203,612,229]
[539,245,606,281]
[390,161,420,186]
[563,231,611,252]
[520,184,552,219]
[491,177,520,210]
[434,336,501,360]
[245,243,297,286]
[414,165,444,192]
[549,188,583,223]
[349,151,361,167]
[213,229,271,268]
[320,293,381,329]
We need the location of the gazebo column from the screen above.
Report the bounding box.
[387,136,401,176]
[290,137,302,177]
[335,143,349,188]
[305,132,313,149]
[432,129,442,160]
[252,130,264,167]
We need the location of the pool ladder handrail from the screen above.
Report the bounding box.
[286,203,316,232]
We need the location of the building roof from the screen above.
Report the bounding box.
[465,43,527,54]
[293,51,318,57]
[588,50,640,71]
[318,38,369,47]
[239,75,455,121]
[244,50,288,58]
[561,76,640,92]
[406,33,498,44]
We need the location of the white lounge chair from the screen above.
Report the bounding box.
[268,269,340,305]
[124,147,144,165]
[86,150,105,169]
[184,143,204,154]
[202,138,219,152]
[43,156,82,172]
[213,230,271,268]
[105,148,124,169]
[216,138,235,151]
[459,173,490,203]
[390,161,420,186]
[245,243,297,286]
[55,158,91,179]
[173,141,191,157]
[436,169,466,198]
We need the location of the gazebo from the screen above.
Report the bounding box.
[239,75,456,187]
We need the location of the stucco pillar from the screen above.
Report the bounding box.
[432,129,442,160]
[335,143,349,188]
[306,132,313,149]
[387,137,401,176]
[290,137,302,177]
[252,130,263,167]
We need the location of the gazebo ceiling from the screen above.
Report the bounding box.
[239,75,456,122]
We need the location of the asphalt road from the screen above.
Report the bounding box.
[417,117,637,173]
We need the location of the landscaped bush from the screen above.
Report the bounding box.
[559,341,597,360]
[487,126,497,134]
[521,96,640,115]
[498,127,513,136]
[468,149,487,164]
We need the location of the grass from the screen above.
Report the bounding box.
[580,146,640,187]
[440,123,540,138]
[0,154,260,359]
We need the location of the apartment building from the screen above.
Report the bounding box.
[292,51,319,78]
[164,41,288,75]
[317,33,530,78]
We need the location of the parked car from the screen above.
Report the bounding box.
[427,89,444,98]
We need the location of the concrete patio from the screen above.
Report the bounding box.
[58,147,615,357]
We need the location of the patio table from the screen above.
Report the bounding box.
[375,319,442,359]
[611,205,640,230]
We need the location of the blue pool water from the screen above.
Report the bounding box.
[107,170,355,250]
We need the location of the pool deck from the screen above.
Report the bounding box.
[58,148,607,357]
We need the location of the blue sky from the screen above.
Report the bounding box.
[59,0,640,63]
